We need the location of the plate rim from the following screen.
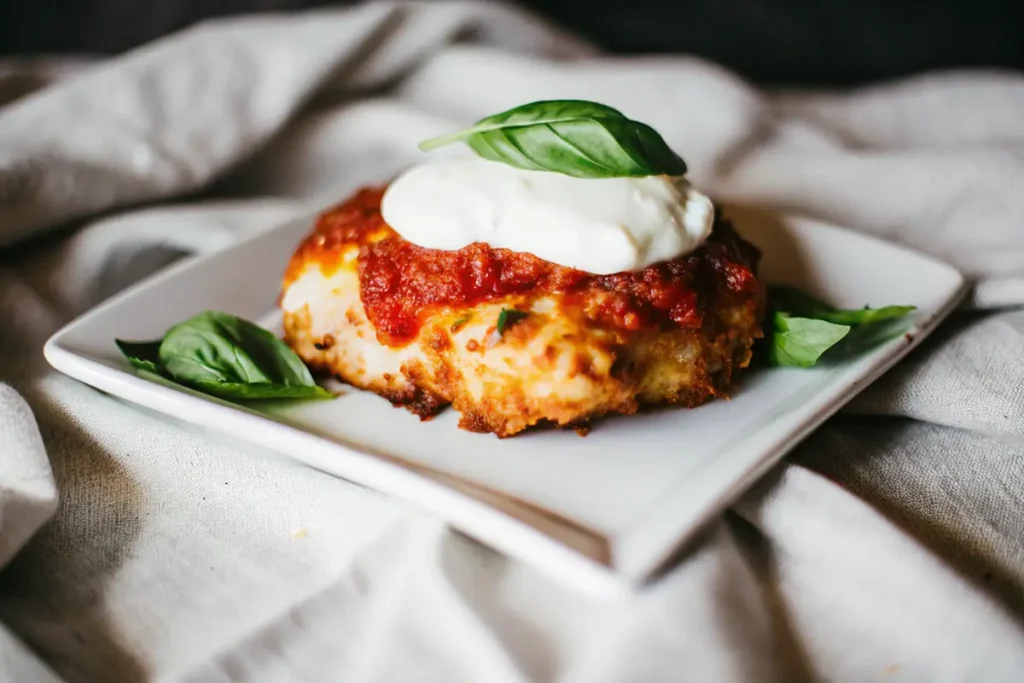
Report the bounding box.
[43,337,636,598]
[616,278,967,580]
[609,210,969,580]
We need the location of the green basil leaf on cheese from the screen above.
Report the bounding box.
[497,308,529,335]
[419,100,687,179]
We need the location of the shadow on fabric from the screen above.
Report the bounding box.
[0,392,147,683]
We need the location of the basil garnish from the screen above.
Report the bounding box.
[496,308,528,335]
[450,314,472,333]
[185,380,332,401]
[419,100,687,179]
[115,339,165,375]
[116,311,332,402]
[768,286,916,368]
[769,286,916,326]
[769,313,851,368]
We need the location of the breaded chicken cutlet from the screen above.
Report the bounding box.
[280,186,765,438]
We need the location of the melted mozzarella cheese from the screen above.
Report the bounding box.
[380,157,713,274]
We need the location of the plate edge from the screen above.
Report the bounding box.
[613,273,970,584]
[42,337,639,599]
[39,207,973,594]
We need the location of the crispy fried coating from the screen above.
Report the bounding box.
[280,187,765,437]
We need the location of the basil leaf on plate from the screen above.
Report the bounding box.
[418,100,687,179]
[115,311,332,402]
[827,316,917,362]
[159,311,315,386]
[770,285,916,325]
[766,286,917,367]
[189,380,332,401]
[769,313,851,368]
[114,339,165,375]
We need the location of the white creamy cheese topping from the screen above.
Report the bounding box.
[379,157,714,275]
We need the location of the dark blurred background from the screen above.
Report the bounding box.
[2,0,1023,87]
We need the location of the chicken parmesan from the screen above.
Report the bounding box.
[280,182,765,438]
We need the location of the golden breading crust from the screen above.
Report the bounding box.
[280,186,765,438]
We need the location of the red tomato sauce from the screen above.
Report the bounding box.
[284,186,761,347]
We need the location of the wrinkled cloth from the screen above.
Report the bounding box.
[2,1,1024,681]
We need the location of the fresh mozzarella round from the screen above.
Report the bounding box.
[380,157,714,275]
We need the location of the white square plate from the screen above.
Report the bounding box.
[44,205,966,596]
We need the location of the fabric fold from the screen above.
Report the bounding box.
[2,1,1024,681]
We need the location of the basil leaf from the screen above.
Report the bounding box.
[419,100,687,179]
[497,308,528,334]
[115,339,166,375]
[770,286,916,325]
[188,380,333,401]
[769,313,851,368]
[827,316,915,362]
[115,312,333,403]
[159,311,317,388]
[450,314,472,333]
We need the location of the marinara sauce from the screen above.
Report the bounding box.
[285,186,761,347]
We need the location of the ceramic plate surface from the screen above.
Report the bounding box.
[44,205,966,596]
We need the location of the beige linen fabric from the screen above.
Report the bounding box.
[1,2,1023,681]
